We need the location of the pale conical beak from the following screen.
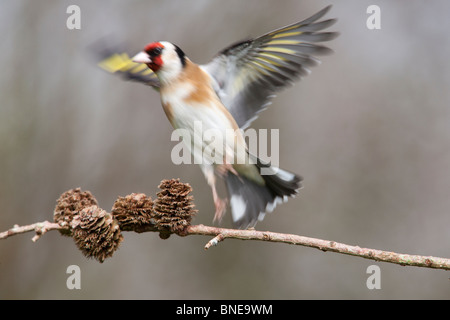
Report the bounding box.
[132,51,152,64]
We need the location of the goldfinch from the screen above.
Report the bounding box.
[98,5,338,228]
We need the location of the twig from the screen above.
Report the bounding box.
[186,224,450,270]
[204,233,225,249]
[1,220,450,270]
[0,221,62,242]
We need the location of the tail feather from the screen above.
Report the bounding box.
[256,158,303,197]
[225,160,302,229]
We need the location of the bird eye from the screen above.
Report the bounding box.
[149,47,162,56]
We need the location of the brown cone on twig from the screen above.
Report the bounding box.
[53,188,98,236]
[71,205,123,263]
[111,193,154,232]
[152,179,197,237]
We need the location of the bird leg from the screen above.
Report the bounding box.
[212,183,227,224]
[203,166,227,223]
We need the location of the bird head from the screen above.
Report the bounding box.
[132,41,186,84]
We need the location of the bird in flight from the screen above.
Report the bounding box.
[97,5,338,229]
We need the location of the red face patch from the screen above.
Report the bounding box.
[144,42,164,53]
[143,42,164,72]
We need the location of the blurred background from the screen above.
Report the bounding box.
[1,0,449,299]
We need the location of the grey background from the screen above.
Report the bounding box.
[1,0,449,299]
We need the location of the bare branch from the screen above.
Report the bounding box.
[1,182,449,268]
[1,220,450,270]
[185,224,450,270]
[0,221,62,242]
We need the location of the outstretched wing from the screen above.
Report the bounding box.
[96,46,160,89]
[202,5,338,129]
